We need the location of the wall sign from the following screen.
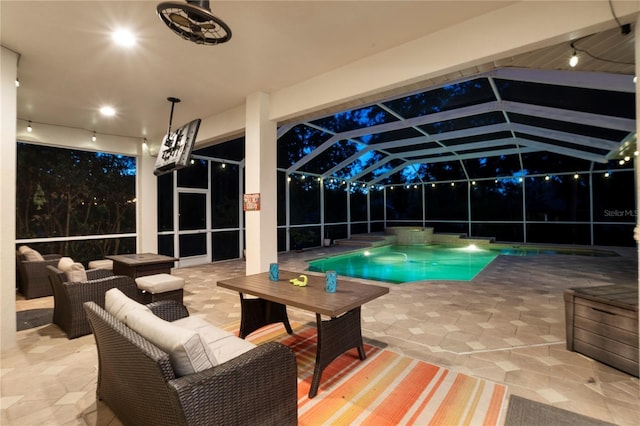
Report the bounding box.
[243,193,260,211]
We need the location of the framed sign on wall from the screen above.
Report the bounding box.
[243,193,260,211]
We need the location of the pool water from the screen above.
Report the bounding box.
[307,244,618,284]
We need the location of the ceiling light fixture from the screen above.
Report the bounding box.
[92,131,97,142]
[100,106,116,116]
[27,121,32,132]
[112,29,137,47]
[15,78,20,88]
[157,1,232,45]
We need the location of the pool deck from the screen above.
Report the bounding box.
[4,245,639,425]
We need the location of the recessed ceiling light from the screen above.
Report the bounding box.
[112,29,136,47]
[100,106,116,116]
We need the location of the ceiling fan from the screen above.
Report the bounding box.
[157,0,232,45]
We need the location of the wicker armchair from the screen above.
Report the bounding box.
[84,300,298,426]
[16,251,62,299]
[47,265,138,339]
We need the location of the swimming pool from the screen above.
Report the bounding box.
[307,244,618,284]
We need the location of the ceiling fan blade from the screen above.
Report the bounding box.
[169,13,191,27]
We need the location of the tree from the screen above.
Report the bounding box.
[16,143,136,262]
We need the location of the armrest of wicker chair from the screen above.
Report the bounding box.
[146,300,190,322]
[169,341,298,425]
[85,268,114,280]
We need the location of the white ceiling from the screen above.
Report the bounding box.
[1,0,518,144]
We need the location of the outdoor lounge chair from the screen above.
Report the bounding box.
[16,248,62,299]
[47,265,138,338]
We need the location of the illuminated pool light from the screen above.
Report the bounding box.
[452,243,482,252]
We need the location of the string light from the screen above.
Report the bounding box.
[15,79,20,88]
[92,131,97,142]
[569,50,579,67]
[27,121,32,132]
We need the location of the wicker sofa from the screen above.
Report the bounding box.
[47,264,138,338]
[83,292,298,426]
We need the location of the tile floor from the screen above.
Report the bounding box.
[2,245,639,425]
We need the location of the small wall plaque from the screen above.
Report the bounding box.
[243,193,260,211]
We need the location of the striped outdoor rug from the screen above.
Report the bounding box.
[226,321,507,426]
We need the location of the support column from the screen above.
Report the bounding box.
[1,46,19,350]
[136,141,158,253]
[245,92,278,274]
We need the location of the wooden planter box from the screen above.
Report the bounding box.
[564,284,638,377]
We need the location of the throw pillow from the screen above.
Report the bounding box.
[126,308,216,377]
[23,248,45,262]
[105,288,151,323]
[58,257,75,271]
[65,262,87,282]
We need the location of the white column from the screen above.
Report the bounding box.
[0,46,19,350]
[245,92,278,274]
[136,142,158,253]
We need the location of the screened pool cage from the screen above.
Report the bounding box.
[157,67,637,263]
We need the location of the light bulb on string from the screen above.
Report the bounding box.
[27,121,32,132]
[92,131,97,142]
[569,50,579,67]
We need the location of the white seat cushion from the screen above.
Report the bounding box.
[88,259,113,270]
[173,315,235,342]
[207,334,257,365]
[135,273,184,294]
[105,288,151,323]
[174,315,256,365]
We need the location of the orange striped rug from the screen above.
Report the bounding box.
[225,321,507,426]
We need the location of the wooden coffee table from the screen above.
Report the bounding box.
[107,253,177,278]
[217,270,389,398]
